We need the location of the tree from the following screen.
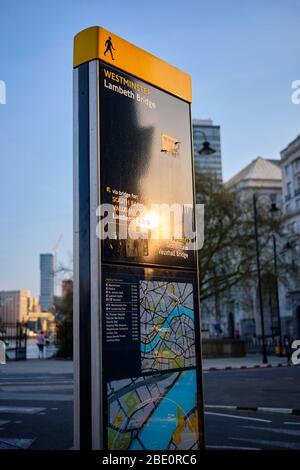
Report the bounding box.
[55,285,73,358]
[195,172,299,308]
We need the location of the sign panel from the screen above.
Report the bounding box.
[100,62,196,269]
[73,26,204,451]
[102,265,202,450]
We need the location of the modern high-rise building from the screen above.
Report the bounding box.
[192,119,223,181]
[40,253,54,311]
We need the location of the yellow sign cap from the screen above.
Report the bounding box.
[74,26,192,103]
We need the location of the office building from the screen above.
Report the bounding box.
[0,290,31,324]
[40,253,54,311]
[192,119,223,181]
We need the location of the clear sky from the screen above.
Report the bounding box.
[0,0,300,295]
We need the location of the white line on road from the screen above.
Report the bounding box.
[0,393,72,401]
[205,412,272,423]
[0,406,45,414]
[242,425,300,437]
[0,438,34,449]
[0,420,10,425]
[230,437,300,450]
[258,407,292,414]
[206,405,237,410]
[284,422,300,426]
[206,445,261,450]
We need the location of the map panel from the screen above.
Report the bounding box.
[140,281,196,372]
[107,369,199,450]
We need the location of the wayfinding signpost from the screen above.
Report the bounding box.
[73,26,204,450]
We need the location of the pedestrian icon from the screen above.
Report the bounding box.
[104,36,115,60]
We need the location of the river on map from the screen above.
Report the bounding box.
[130,369,197,450]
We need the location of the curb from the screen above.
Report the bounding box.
[205,404,300,416]
[204,362,293,372]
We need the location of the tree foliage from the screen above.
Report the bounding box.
[55,285,73,358]
[195,172,299,302]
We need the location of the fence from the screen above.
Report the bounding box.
[0,322,27,360]
[245,335,278,355]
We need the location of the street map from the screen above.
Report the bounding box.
[140,281,196,372]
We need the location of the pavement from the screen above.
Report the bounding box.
[203,354,291,371]
[1,358,300,450]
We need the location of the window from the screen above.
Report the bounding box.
[295,159,300,171]
[296,199,300,210]
[287,182,292,196]
[285,164,292,177]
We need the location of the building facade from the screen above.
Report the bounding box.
[225,157,286,339]
[280,134,300,338]
[62,279,73,299]
[40,253,54,311]
[192,119,223,181]
[200,157,288,340]
[0,290,31,324]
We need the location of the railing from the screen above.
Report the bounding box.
[0,322,27,361]
[245,335,278,355]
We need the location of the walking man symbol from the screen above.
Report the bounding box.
[104,36,115,60]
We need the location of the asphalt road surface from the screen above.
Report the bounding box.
[0,364,73,450]
[0,362,299,450]
[203,366,300,409]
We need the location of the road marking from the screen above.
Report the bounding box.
[0,406,45,414]
[0,420,10,425]
[242,425,300,437]
[284,422,300,426]
[206,445,260,450]
[205,412,272,423]
[0,393,72,401]
[258,407,292,414]
[0,438,34,449]
[230,437,300,450]
[206,405,237,410]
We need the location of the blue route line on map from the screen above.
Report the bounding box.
[141,305,194,354]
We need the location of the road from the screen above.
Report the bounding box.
[203,366,300,409]
[0,361,73,449]
[0,361,299,450]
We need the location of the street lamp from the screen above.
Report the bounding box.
[197,130,216,156]
[253,193,285,363]
[270,201,283,357]
[253,193,268,364]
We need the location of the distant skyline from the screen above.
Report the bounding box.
[0,0,300,294]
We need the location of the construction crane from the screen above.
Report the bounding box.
[52,234,63,295]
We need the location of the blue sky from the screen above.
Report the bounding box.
[0,0,300,295]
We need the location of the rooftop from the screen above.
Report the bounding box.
[225,157,282,190]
